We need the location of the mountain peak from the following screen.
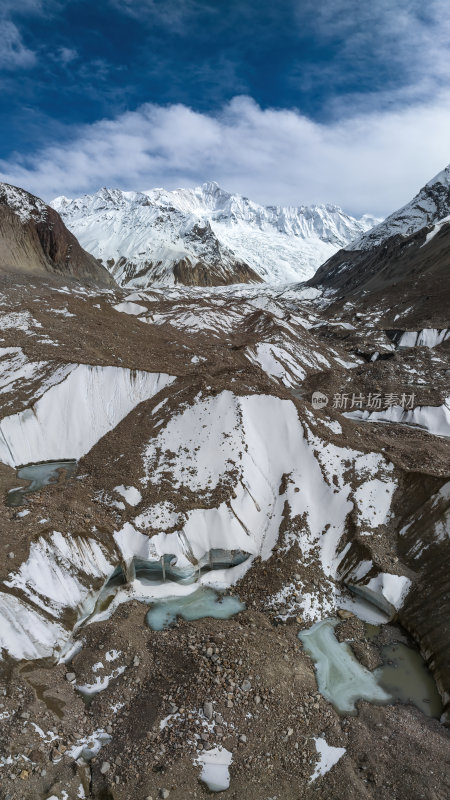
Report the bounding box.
[200,180,227,196]
[347,163,450,251]
[51,183,378,287]
[0,181,48,224]
[309,161,450,313]
[426,163,450,189]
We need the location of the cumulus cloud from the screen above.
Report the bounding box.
[1,93,449,216]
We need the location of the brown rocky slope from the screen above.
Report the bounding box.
[0,183,115,288]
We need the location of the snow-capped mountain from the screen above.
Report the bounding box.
[309,163,450,321]
[348,164,450,251]
[51,182,379,287]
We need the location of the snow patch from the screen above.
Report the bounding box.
[113,301,148,315]
[196,746,233,792]
[365,573,411,610]
[114,485,142,506]
[310,737,346,782]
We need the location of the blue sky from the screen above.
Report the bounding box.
[0,0,449,214]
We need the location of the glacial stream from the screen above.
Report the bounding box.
[6,460,77,506]
[299,619,442,718]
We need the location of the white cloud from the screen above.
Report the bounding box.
[57,46,78,65]
[1,93,449,216]
[0,20,36,69]
[298,0,450,93]
[0,0,54,71]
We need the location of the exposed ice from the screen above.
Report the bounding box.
[245,341,307,386]
[141,392,354,576]
[0,378,404,659]
[5,531,112,619]
[390,328,450,348]
[0,592,67,660]
[0,347,60,403]
[345,398,450,438]
[0,364,175,467]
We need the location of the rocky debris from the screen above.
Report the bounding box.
[335,617,366,642]
[350,641,384,671]
[336,608,355,620]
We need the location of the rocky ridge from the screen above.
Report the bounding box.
[0,183,115,288]
[309,167,450,323]
[347,165,450,251]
